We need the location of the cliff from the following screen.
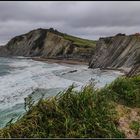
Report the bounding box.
[0,29,139,76]
[89,34,140,75]
[0,28,96,61]
[126,64,140,77]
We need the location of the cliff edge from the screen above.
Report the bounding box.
[89,34,140,75]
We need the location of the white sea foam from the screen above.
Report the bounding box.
[0,58,124,109]
[0,58,83,109]
[0,57,124,127]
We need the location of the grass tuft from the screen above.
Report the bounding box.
[106,75,140,107]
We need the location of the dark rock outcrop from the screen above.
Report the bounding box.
[89,34,140,75]
[126,64,140,77]
[126,53,140,77]
[0,46,10,56]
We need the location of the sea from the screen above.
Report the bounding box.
[0,56,124,127]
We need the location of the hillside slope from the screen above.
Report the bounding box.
[0,28,96,61]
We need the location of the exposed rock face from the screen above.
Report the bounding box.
[0,28,96,61]
[0,28,139,76]
[89,34,140,74]
[5,29,47,56]
[126,54,140,76]
[0,46,10,56]
[126,64,140,77]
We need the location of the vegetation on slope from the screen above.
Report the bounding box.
[106,75,140,107]
[0,75,140,138]
[63,34,96,48]
[130,121,140,135]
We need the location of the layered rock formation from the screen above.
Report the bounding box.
[0,28,96,61]
[0,28,139,76]
[89,34,140,75]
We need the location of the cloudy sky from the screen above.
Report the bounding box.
[0,1,140,45]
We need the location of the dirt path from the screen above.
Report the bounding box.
[116,104,140,138]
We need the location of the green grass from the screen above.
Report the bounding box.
[106,75,140,107]
[0,75,140,138]
[130,121,140,135]
[0,85,124,138]
[63,34,96,48]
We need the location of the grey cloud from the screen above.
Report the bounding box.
[67,2,140,27]
[0,1,140,45]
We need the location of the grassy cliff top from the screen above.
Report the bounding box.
[63,34,96,47]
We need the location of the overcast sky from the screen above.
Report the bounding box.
[0,1,140,45]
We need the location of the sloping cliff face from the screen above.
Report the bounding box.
[0,28,96,61]
[0,46,10,56]
[127,64,140,77]
[89,34,140,72]
[0,29,139,76]
[4,29,47,57]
